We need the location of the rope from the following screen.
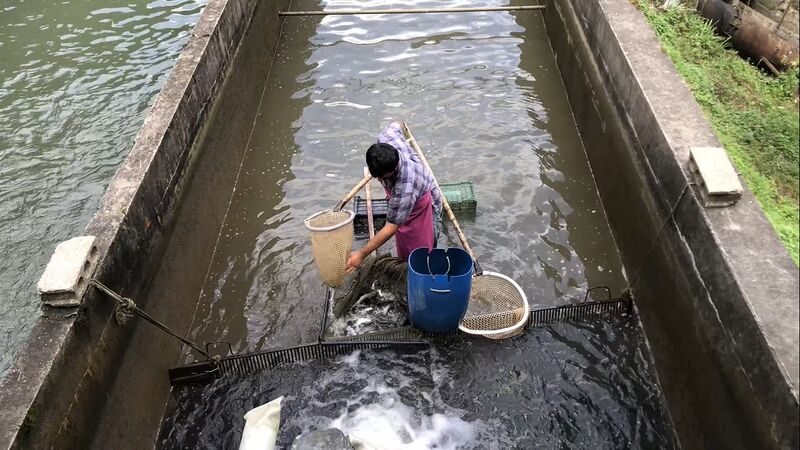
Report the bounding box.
[90,280,212,360]
[627,183,691,289]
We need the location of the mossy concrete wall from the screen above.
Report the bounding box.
[545,0,798,448]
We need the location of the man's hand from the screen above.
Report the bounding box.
[345,222,398,274]
[346,250,365,274]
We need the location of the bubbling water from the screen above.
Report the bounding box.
[288,349,502,449]
[337,405,477,450]
[159,318,678,449]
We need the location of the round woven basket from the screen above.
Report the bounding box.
[304,209,355,287]
[458,271,529,340]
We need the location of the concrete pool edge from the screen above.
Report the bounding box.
[546,0,798,448]
[0,0,266,447]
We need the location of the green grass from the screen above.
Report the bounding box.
[637,0,799,264]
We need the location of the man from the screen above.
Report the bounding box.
[346,120,442,273]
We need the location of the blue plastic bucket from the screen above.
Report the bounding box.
[407,247,473,333]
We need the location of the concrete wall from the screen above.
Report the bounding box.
[0,0,288,448]
[544,0,799,449]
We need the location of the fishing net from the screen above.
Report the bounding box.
[304,209,355,287]
[459,272,529,340]
[332,254,407,318]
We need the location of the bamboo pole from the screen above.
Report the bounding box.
[403,124,483,276]
[363,167,375,239]
[334,174,372,211]
[280,5,546,16]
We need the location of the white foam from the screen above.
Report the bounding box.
[340,350,362,369]
[331,393,477,450]
[289,350,492,449]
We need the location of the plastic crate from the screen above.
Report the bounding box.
[354,195,388,218]
[353,182,476,239]
[440,181,476,211]
[353,195,387,239]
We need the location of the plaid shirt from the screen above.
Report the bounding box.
[377,122,442,225]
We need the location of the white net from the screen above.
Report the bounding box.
[459,272,528,339]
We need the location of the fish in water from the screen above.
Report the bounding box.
[330,285,409,337]
[324,254,409,337]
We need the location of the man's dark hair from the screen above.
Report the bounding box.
[366,143,399,178]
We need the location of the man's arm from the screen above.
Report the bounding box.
[345,222,399,273]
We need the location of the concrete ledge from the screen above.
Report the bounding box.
[0,0,266,447]
[546,0,798,448]
[90,0,291,446]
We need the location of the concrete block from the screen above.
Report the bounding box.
[37,236,99,307]
[689,147,744,207]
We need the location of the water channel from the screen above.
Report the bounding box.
[157,1,679,447]
[186,0,628,354]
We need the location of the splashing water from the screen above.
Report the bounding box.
[322,351,481,450]
[160,318,678,449]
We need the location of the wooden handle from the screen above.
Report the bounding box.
[403,123,482,275]
[334,174,372,211]
[364,167,375,238]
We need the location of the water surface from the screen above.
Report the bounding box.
[0,0,206,376]
[161,318,678,449]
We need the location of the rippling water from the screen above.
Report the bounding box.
[157,1,676,448]
[161,318,678,449]
[0,0,206,376]
[187,0,626,353]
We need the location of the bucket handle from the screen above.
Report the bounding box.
[426,255,451,277]
[426,255,451,294]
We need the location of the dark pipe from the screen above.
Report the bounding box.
[698,0,738,35]
[734,6,799,70]
[696,0,799,70]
